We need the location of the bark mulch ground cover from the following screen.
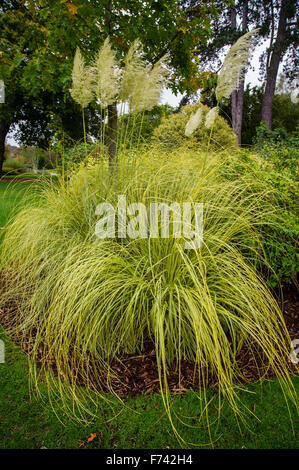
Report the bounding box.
[0,177,42,183]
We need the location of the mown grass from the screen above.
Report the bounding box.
[0,181,31,229]
[0,327,298,449]
[0,180,45,233]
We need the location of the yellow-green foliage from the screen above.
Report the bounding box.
[151,104,238,151]
[0,149,297,444]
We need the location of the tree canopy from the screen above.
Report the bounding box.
[0,0,222,173]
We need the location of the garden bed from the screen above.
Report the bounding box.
[0,279,298,398]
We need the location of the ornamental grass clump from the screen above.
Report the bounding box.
[0,150,297,445]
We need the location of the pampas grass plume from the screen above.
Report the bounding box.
[91,37,120,108]
[290,77,299,104]
[205,106,218,129]
[216,29,259,102]
[70,47,93,108]
[130,55,169,114]
[185,105,203,136]
[119,40,145,103]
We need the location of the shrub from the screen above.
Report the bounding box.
[151,104,238,151]
[272,93,299,134]
[119,104,174,145]
[2,158,24,174]
[260,170,298,286]
[0,149,296,443]
[249,125,299,285]
[219,149,298,286]
[254,122,299,178]
[63,142,100,169]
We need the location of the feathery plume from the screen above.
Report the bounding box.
[143,55,169,111]
[119,40,145,103]
[185,105,204,136]
[205,106,218,129]
[130,55,169,114]
[216,29,259,102]
[290,77,299,104]
[70,48,93,108]
[129,66,150,113]
[0,79,5,104]
[120,40,168,113]
[91,37,120,108]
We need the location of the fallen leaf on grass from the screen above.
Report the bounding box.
[87,432,97,442]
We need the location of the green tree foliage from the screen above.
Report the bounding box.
[0,1,91,175]
[243,88,299,145]
[272,94,299,133]
[0,0,221,173]
[191,0,298,140]
[201,84,299,145]
[119,105,174,144]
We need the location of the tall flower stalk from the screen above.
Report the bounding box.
[69,47,93,157]
[69,39,169,164]
[184,29,259,170]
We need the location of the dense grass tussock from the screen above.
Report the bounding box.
[151,104,238,151]
[0,149,297,443]
[219,150,299,286]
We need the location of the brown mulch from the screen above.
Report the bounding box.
[281,284,299,340]
[0,284,298,397]
[0,177,39,183]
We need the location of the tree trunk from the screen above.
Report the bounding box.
[0,121,10,178]
[107,102,118,169]
[261,0,288,129]
[104,1,118,169]
[231,1,248,146]
[230,3,237,137]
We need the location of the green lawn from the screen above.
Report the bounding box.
[0,181,298,449]
[0,181,35,229]
[0,327,298,449]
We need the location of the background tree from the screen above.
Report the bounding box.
[230,0,248,146]
[0,0,221,173]
[189,0,252,146]
[192,0,298,142]
[260,0,298,129]
[0,1,94,176]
